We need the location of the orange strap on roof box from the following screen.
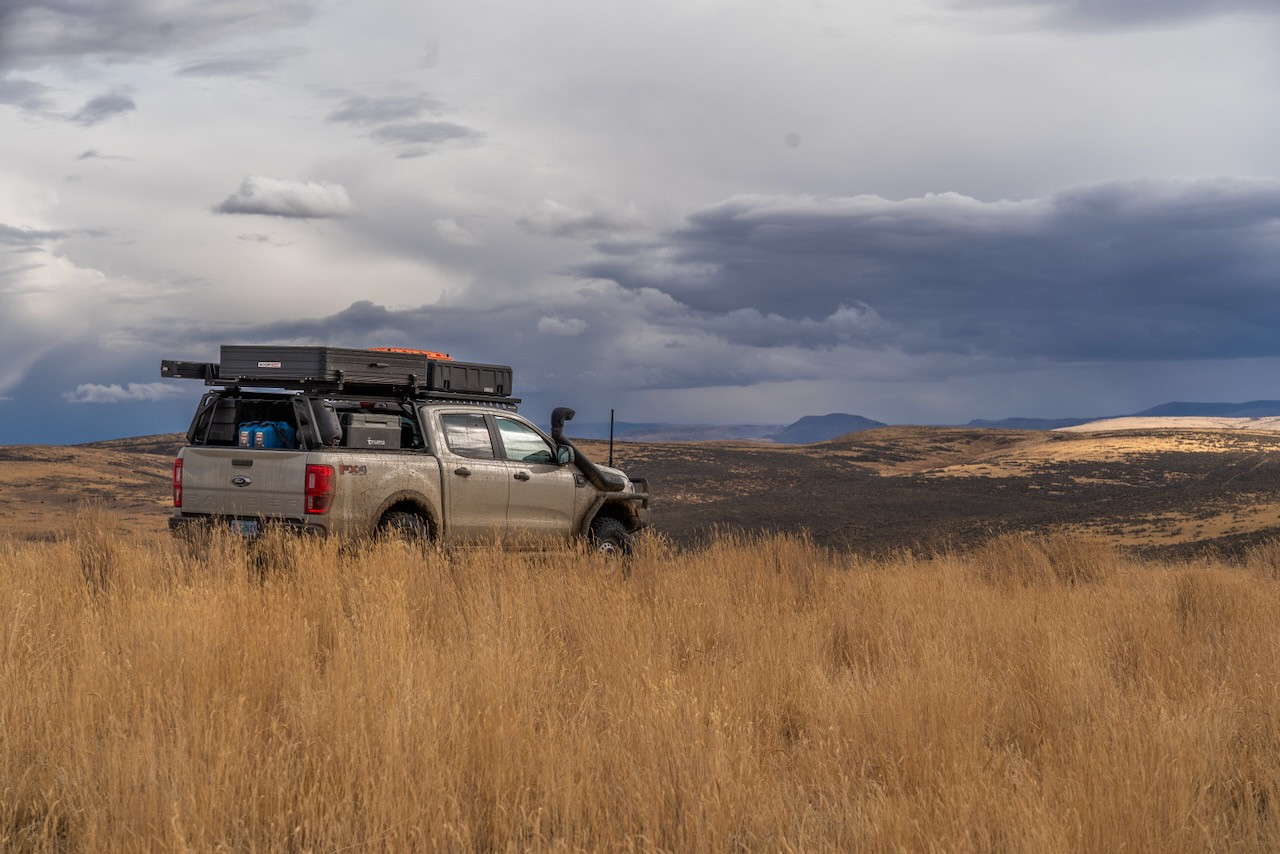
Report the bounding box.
[370,347,451,360]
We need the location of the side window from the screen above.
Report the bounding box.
[495,417,555,464]
[440,413,495,459]
[399,414,424,450]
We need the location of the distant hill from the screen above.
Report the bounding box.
[81,433,186,456]
[772,413,887,444]
[562,422,783,442]
[561,413,886,444]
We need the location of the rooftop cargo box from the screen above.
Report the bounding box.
[219,345,427,387]
[215,345,513,398]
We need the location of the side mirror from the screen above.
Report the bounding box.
[556,445,575,466]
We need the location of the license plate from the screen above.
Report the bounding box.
[231,520,259,536]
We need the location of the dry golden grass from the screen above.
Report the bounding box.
[4,517,1280,851]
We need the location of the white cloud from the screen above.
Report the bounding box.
[213,177,353,219]
[63,383,187,404]
[519,199,646,239]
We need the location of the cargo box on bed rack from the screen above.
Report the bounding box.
[180,345,514,398]
[219,345,427,386]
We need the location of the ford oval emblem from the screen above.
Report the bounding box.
[231,475,252,487]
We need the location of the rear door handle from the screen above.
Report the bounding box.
[454,467,471,477]
[513,470,531,481]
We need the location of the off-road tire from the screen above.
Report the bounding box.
[378,510,432,548]
[589,516,632,558]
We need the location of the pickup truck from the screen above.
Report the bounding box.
[165,350,650,553]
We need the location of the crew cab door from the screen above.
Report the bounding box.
[435,411,510,542]
[492,414,578,540]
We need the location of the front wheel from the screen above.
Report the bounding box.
[589,516,632,558]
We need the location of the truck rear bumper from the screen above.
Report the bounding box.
[169,514,328,537]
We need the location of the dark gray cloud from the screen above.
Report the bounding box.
[177,48,302,77]
[370,121,482,148]
[959,0,1280,29]
[1,81,135,125]
[579,178,1280,363]
[0,76,52,111]
[0,223,67,245]
[72,91,135,125]
[0,0,315,70]
[213,176,353,219]
[324,92,478,158]
[77,149,131,161]
[236,232,294,246]
[327,93,444,125]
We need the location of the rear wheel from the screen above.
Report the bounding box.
[378,509,432,548]
[589,516,632,558]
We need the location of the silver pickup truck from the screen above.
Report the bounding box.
[165,348,649,553]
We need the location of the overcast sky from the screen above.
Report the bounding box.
[4,0,1280,442]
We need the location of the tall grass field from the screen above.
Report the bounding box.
[4,519,1280,851]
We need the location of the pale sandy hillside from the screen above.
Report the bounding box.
[1058,416,1280,432]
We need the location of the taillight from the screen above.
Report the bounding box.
[305,464,335,514]
[172,458,183,507]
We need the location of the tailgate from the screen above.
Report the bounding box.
[179,447,309,518]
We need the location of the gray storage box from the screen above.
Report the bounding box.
[220,346,429,386]
[430,361,512,396]
[341,412,401,450]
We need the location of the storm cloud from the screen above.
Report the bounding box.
[582,179,1280,363]
[213,177,354,219]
